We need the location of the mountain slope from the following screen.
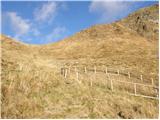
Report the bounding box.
[41,4,158,58]
[1,4,159,119]
[38,4,158,79]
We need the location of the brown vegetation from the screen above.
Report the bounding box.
[1,4,159,118]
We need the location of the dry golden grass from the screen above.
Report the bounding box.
[39,22,158,81]
[1,61,159,118]
[1,4,159,118]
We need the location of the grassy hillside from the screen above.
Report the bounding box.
[39,5,159,81]
[1,4,159,118]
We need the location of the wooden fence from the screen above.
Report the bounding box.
[60,66,159,100]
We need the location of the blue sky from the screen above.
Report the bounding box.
[2,0,158,44]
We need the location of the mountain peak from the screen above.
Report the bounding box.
[120,4,159,40]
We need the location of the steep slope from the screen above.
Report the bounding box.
[1,4,159,119]
[41,22,157,59]
[39,4,158,79]
[1,35,159,119]
[41,4,158,57]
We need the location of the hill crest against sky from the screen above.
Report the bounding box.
[2,1,158,44]
[1,3,159,118]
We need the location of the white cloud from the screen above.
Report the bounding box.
[46,26,67,42]
[3,2,68,44]
[89,1,131,23]
[6,12,30,37]
[33,2,57,23]
[5,12,40,40]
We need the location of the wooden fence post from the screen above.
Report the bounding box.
[117,69,119,75]
[19,64,23,71]
[65,69,67,78]
[155,88,158,98]
[128,72,130,79]
[111,79,113,91]
[76,72,79,81]
[76,71,81,84]
[94,66,96,74]
[140,75,143,81]
[134,83,137,95]
[108,74,113,91]
[151,78,154,86]
[62,68,65,76]
[84,66,87,73]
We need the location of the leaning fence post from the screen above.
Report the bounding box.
[134,83,137,95]
[128,72,130,79]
